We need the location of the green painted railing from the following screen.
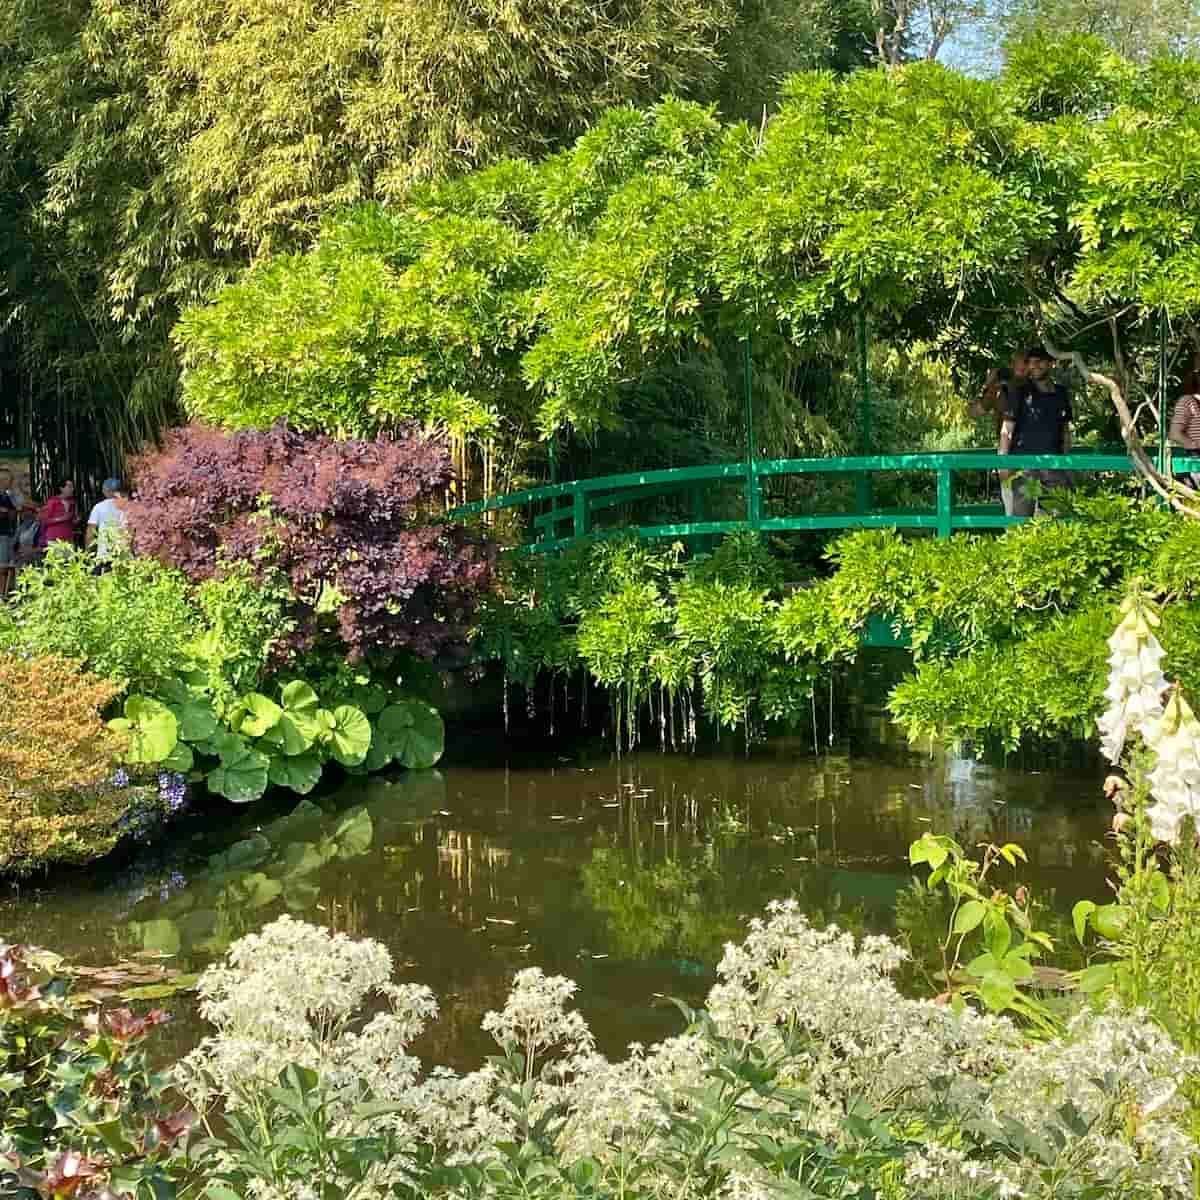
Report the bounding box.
[450,449,1200,552]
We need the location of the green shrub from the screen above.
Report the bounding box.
[0,548,199,695]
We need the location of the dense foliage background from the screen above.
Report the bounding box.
[167,38,1200,503]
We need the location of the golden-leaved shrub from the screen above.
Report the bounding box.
[0,655,129,873]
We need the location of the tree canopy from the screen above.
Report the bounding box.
[173,36,1200,494]
[0,0,877,485]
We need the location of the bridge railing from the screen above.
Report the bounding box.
[449,449,1200,552]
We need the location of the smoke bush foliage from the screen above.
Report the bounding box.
[126,422,493,660]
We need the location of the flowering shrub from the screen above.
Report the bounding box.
[0,944,191,1199]
[178,909,1199,1200]
[126,422,494,661]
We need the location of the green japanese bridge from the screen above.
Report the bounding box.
[451,448,1200,553]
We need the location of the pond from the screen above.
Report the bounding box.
[1,690,1111,1071]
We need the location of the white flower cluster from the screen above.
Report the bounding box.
[1097,598,1168,763]
[1098,596,1200,842]
[1142,690,1200,843]
[175,916,438,1199]
[180,906,1200,1200]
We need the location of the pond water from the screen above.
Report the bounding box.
[1,691,1113,1071]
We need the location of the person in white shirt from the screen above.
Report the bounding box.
[86,477,131,566]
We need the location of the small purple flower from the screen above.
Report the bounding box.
[158,771,188,813]
[112,769,130,789]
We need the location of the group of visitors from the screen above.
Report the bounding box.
[0,473,130,598]
[975,345,1200,515]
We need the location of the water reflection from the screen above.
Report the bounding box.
[1,739,1110,1069]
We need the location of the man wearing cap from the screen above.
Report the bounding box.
[997,347,1073,517]
[86,478,131,568]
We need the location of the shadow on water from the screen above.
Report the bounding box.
[1,676,1112,1070]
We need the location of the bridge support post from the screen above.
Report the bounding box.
[936,469,953,539]
[855,308,873,515]
[572,488,588,540]
[743,337,760,530]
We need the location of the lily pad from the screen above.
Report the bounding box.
[326,705,371,766]
[268,753,323,796]
[240,692,283,737]
[377,701,445,769]
[109,696,179,764]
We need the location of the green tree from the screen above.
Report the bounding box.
[177,35,1200,511]
[998,0,1200,60]
[0,0,867,478]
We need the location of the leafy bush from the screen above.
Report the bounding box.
[107,675,445,806]
[175,909,1199,1200]
[0,548,199,696]
[126,421,493,661]
[477,496,1193,749]
[0,944,190,1198]
[0,655,138,873]
[1,543,447,820]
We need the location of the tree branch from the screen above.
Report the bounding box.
[1041,332,1200,521]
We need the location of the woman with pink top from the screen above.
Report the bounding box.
[39,480,78,547]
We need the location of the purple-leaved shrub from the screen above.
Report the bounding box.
[127,422,493,660]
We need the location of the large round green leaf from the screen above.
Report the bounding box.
[326,705,371,766]
[161,741,195,773]
[207,742,271,803]
[261,714,318,757]
[377,701,445,769]
[170,698,219,742]
[349,682,389,715]
[109,696,179,764]
[280,680,319,715]
[363,737,394,773]
[268,754,323,796]
[240,692,284,737]
[275,682,322,751]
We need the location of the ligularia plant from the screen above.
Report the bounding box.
[180,909,1199,1200]
[1098,589,1200,843]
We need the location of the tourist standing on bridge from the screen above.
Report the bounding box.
[974,352,1028,514]
[1169,386,1200,489]
[998,347,1073,517]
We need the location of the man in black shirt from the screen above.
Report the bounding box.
[998,347,1072,517]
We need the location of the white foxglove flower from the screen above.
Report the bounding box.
[1142,691,1200,843]
[1097,599,1167,763]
